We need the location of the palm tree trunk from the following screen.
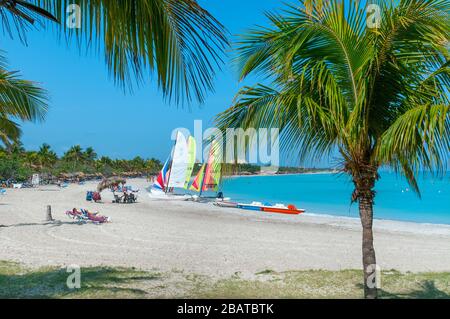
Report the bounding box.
[352,165,378,299]
[358,189,377,299]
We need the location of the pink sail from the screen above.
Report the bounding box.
[202,141,221,192]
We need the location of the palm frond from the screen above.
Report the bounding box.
[0,68,48,122]
[376,104,450,177]
[0,115,21,146]
[0,0,229,105]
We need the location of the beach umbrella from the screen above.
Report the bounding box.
[97,177,126,192]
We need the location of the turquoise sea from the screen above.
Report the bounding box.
[220,172,450,225]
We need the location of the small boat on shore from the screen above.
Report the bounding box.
[148,189,192,201]
[261,204,305,215]
[237,202,264,211]
[214,201,238,208]
[235,201,305,215]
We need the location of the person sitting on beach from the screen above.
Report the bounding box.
[123,189,129,203]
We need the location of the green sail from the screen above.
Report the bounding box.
[184,136,196,189]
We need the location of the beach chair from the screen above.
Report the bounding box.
[66,208,110,224]
[80,209,110,224]
[66,209,88,224]
[123,192,137,203]
[112,193,123,203]
[112,191,137,204]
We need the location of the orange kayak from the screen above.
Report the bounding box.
[261,204,305,215]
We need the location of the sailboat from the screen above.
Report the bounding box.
[189,140,224,201]
[149,132,196,200]
[149,134,224,201]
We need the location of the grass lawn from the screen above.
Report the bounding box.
[1,261,449,299]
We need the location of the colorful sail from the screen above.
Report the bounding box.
[153,154,171,190]
[189,164,205,192]
[168,132,189,188]
[202,140,222,192]
[184,136,196,189]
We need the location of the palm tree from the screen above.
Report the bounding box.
[5,140,25,155]
[37,143,58,168]
[130,156,145,170]
[62,145,84,171]
[84,147,97,162]
[216,0,449,298]
[23,150,39,168]
[0,0,228,104]
[98,156,113,166]
[0,53,48,146]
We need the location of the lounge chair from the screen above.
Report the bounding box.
[66,208,109,224]
[112,193,123,203]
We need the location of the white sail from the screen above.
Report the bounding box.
[167,132,189,188]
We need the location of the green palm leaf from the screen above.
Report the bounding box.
[0,68,48,122]
[0,57,48,145]
[0,0,228,104]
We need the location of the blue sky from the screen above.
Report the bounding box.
[2,0,331,167]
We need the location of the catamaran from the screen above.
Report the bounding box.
[149,133,223,200]
[189,139,222,200]
[149,131,196,200]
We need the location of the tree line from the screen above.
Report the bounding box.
[0,142,162,182]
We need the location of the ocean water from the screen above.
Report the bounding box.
[220,172,450,225]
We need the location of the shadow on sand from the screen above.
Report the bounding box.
[0,220,78,228]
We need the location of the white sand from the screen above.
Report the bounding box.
[1,178,450,277]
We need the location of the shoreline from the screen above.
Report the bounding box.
[224,170,337,179]
[300,212,450,236]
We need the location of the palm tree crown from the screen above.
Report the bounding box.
[63,145,84,163]
[37,143,57,167]
[217,0,449,298]
[84,147,97,162]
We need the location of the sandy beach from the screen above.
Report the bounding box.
[1,178,450,278]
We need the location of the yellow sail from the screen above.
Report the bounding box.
[184,136,196,189]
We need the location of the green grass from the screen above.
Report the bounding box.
[196,269,450,299]
[1,261,450,299]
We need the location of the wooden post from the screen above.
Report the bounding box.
[46,205,54,222]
